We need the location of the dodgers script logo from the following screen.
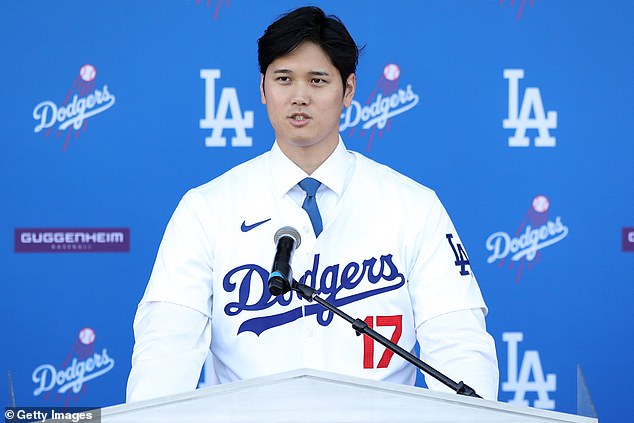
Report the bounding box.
[223,253,405,335]
[486,195,568,282]
[340,64,419,150]
[503,69,557,147]
[32,64,116,151]
[31,328,115,406]
[200,69,254,147]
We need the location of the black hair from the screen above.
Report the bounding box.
[258,6,360,89]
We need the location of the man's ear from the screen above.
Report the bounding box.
[343,73,356,107]
[260,74,266,104]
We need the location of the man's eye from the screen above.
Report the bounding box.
[277,76,290,82]
[312,78,326,84]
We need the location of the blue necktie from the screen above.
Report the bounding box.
[298,177,323,237]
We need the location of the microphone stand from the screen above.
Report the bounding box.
[291,281,482,399]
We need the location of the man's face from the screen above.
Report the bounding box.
[260,41,355,161]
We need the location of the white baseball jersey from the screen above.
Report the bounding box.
[127,139,498,401]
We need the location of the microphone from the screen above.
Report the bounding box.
[268,226,301,296]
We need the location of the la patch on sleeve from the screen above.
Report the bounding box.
[446,233,471,276]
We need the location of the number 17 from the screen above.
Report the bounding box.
[363,315,403,369]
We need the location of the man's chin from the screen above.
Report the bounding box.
[281,136,320,148]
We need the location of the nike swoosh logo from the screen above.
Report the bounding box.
[241,218,272,232]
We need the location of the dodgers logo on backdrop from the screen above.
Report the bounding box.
[502,332,557,409]
[32,328,115,405]
[32,64,116,151]
[222,253,405,336]
[503,69,557,147]
[485,195,569,282]
[200,69,254,147]
[340,64,419,151]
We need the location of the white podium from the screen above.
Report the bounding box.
[105,369,597,422]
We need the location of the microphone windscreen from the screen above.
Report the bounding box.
[273,226,301,249]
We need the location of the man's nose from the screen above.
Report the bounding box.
[291,85,309,106]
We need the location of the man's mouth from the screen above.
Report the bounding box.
[289,113,310,121]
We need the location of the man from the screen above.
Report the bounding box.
[127,6,498,402]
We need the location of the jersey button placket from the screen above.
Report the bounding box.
[303,324,321,368]
[301,283,320,367]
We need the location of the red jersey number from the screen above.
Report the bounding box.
[363,315,403,369]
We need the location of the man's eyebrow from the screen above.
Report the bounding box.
[270,69,330,76]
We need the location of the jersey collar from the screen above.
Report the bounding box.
[270,136,353,199]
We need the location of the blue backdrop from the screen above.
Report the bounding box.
[1,1,632,422]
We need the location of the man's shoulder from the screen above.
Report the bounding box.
[173,151,270,215]
[351,151,437,200]
[189,151,269,196]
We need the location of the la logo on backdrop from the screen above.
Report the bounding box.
[502,332,557,409]
[340,63,419,151]
[31,328,115,406]
[32,64,116,151]
[200,69,254,147]
[485,195,569,283]
[503,69,557,147]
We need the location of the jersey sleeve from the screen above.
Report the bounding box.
[405,193,487,327]
[126,302,211,402]
[405,193,498,399]
[140,190,215,316]
[127,191,216,401]
[417,308,499,400]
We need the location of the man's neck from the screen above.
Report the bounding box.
[277,139,338,175]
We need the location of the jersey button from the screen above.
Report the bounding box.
[307,328,316,337]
